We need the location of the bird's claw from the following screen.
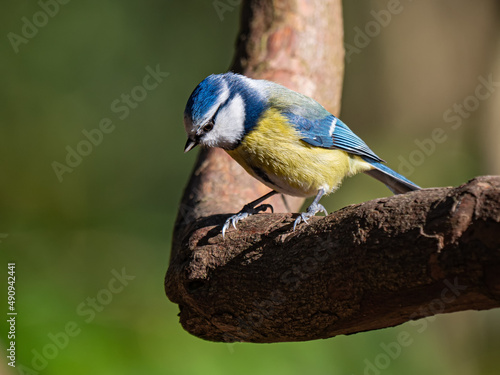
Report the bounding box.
[222,204,274,237]
[293,203,328,231]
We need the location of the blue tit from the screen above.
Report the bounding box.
[183,72,420,236]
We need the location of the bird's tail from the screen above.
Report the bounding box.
[362,159,420,194]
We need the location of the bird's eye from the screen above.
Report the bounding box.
[203,122,214,132]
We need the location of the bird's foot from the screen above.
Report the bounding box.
[293,202,328,231]
[222,203,274,237]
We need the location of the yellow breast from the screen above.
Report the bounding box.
[226,108,372,197]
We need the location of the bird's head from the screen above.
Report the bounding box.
[183,73,267,152]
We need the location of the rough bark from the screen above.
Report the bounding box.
[166,176,500,343]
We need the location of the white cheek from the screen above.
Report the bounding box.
[205,94,246,149]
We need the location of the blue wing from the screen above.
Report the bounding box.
[263,82,421,194]
[265,82,383,162]
[283,111,384,163]
[286,111,422,193]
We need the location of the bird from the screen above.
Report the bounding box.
[183,72,420,236]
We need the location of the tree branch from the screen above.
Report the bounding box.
[166,176,500,343]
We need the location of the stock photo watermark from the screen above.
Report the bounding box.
[15,268,135,374]
[6,262,16,368]
[7,0,72,54]
[345,0,413,64]
[397,73,500,177]
[213,0,241,21]
[358,278,467,375]
[51,64,169,183]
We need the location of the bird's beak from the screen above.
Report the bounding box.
[184,138,198,153]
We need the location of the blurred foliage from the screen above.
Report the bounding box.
[0,1,499,374]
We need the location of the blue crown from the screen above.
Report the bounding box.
[185,73,268,134]
[184,74,227,123]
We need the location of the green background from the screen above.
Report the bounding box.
[1,1,499,374]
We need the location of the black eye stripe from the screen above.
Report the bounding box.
[211,99,226,122]
[198,95,231,135]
